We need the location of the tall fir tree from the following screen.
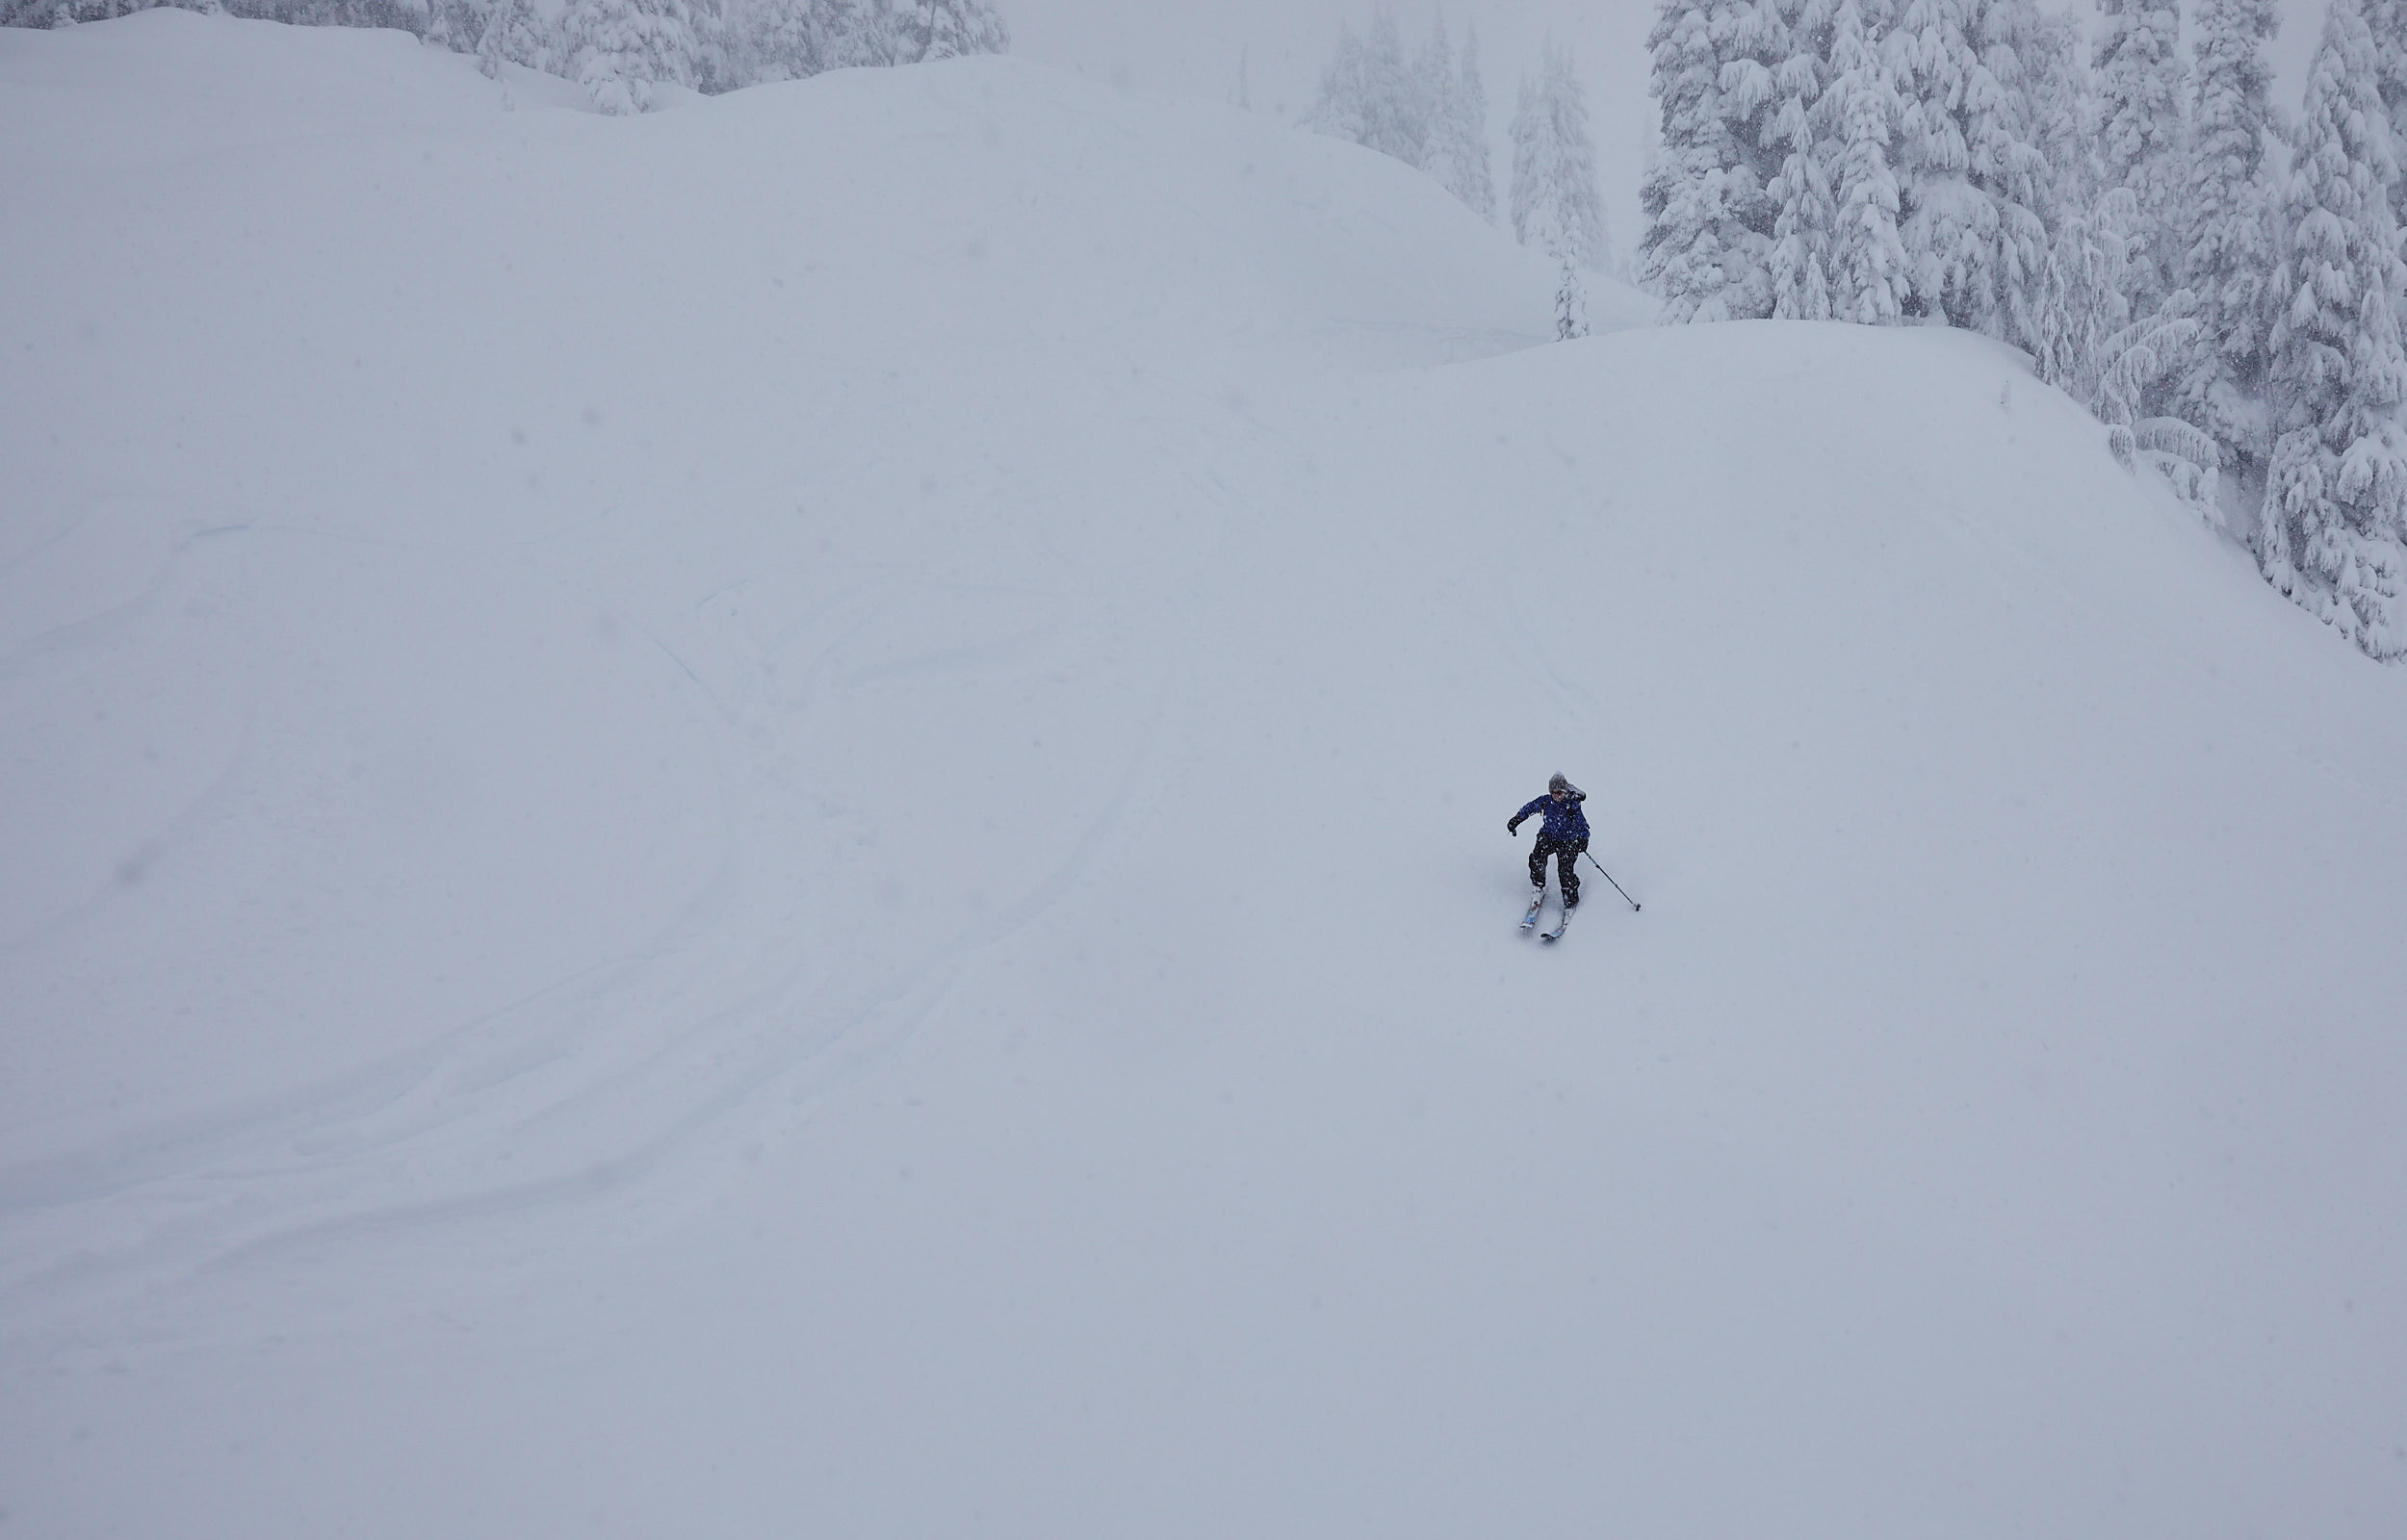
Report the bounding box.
[1417,13,1496,219]
[1825,0,1910,322]
[732,0,821,81]
[477,0,554,79]
[896,0,1004,64]
[2022,8,2093,211]
[1764,0,1838,320]
[1715,0,1802,236]
[1304,8,1493,220]
[1304,9,1425,169]
[1305,20,1372,147]
[1881,0,2050,345]
[2258,0,2407,658]
[2176,0,2281,472]
[1450,24,1497,219]
[1962,0,2053,346]
[1639,0,1775,320]
[2032,189,2137,409]
[2360,0,2407,235]
[2091,0,2187,316]
[1512,38,1611,336]
[564,0,703,113]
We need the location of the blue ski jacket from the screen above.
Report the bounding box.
[1512,791,1590,845]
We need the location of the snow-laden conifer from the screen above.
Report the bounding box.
[730,0,819,81]
[1714,0,1799,214]
[1826,0,1909,321]
[896,0,1004,64]
[1512,40,1610,338]
[2022,8,2092,208]
[1303,8,1498,220]
[1764,0,1837,320]
[1512,39,1611,270]
[565,0,703,113]
[1304,8,1426,168]
[817,0,894,69]
[2258,0,2407,658]
[1639,0,1774,320]
[1881,0,2050,344]
[2030,183,2217,501]
[477,0,554,78]
[1882,0,1976,326]
[2358,0,2407,233]
[1962,0,2052,346]
[2175,0,2280,471]
[1416,13,1457,158]
[1419,14,1496,219]
[2091,0,2187,315]
[1305,20,1372,149]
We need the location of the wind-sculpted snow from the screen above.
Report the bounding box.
[3,13,2406,1540]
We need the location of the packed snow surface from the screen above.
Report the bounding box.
[5,13,2406,1537]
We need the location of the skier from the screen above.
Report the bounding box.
[1509,773,1588,926]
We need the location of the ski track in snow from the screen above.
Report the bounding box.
[0,527,1184,1360]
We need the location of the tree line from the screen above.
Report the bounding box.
[10,0,1007,115]
[1641,0,2407,661]
[1302,9,1609,341]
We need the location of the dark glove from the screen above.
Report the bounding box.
[1573,839,1589,855]
[1506,818,1521,835]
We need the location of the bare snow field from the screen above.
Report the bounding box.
[4,13,2405,1537]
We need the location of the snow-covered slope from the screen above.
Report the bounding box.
[3,13,2404,1539]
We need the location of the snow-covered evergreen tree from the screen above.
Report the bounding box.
[2023,9,2094,226]
[731,0,819,82]
[1304,8,1426,168]
[1963,0,2053,346]
[2356,0,2406,235]
[424,0,478,54]
[476,0,553,78]
[2033,188,2135,405]
[1416,12,1457,154]
[1452,24,1497,219]
[1512,40,1610,338]
[2258,0,2407,658]
[1881,0,1977,325]
[1304,8,1496,221]
[2090,0,2187,316]
[1418,14,1496,219]
[817,0,894,69]
[1512,38,1611,272]
[1714,0,1801,238]
[1305,20,1372,147]
[564,0,702,113]
[1763,0,1837,320]
[1639,0,1775,320]
[2174,0,2280,471]
[1825,0,1909,321]
[895,0,1003,64]
[1881,0,2050,344]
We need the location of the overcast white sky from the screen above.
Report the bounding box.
[998,0,2329,261]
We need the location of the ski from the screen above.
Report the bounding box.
[1540,906,1575,943]
[1519,889,1546,931]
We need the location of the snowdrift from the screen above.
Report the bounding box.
[4,13,2404,1539]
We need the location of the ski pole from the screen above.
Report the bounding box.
[1585,851,1641,911]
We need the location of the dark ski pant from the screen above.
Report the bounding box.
[1530,836,1584,908]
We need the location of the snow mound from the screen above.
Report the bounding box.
[3,15,2404,1540]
